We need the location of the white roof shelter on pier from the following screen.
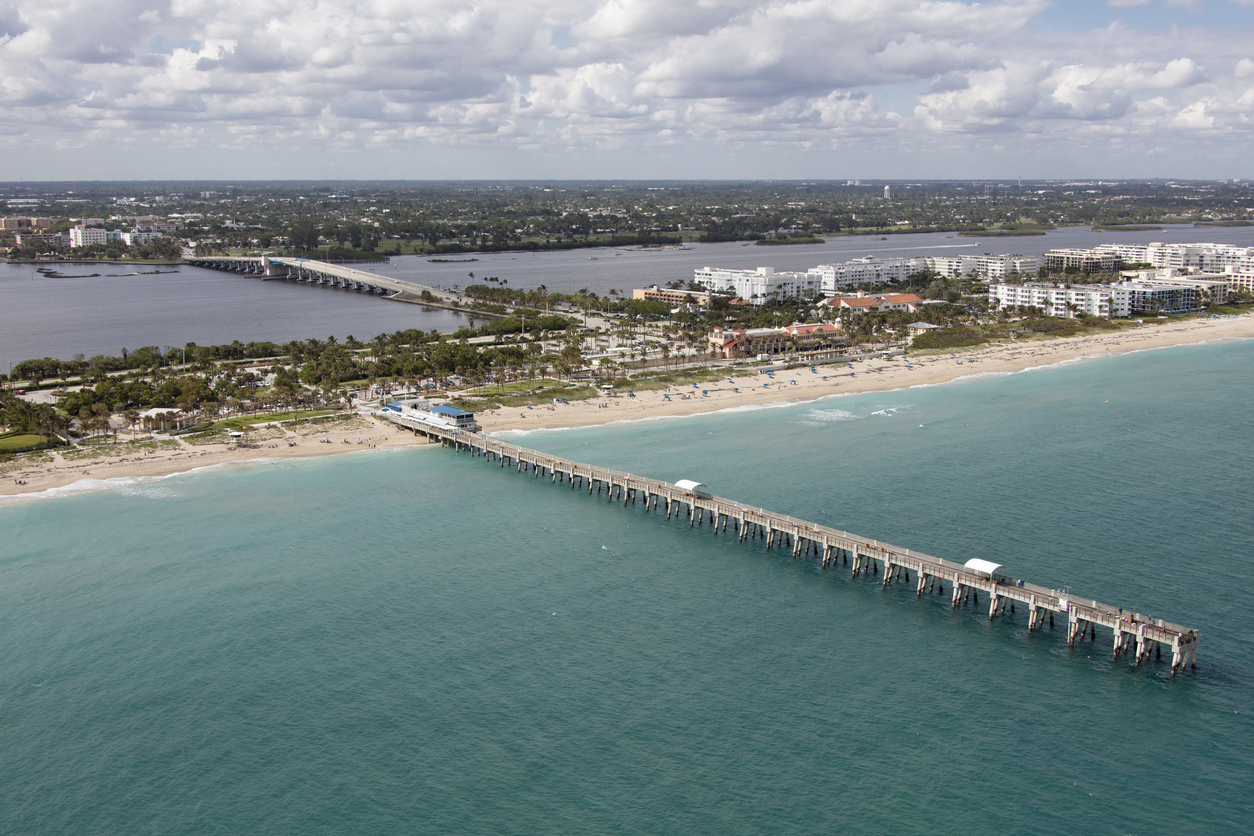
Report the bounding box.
[963,559,1005,579]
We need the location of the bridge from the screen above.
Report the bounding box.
[386,412,1201,675]
[184,255,463,304]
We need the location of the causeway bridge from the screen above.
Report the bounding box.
[185,255,462,304]
[389,414,1201,675]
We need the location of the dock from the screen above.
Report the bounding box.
[388,413,1201,675]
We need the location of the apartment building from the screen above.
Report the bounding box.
[1042,248,1123,273]
[69,225,109,247]
[0,216,53,231]
[925,254,1039,279]
[14,232,68,248]
[989,283,1131,318]
[693,266,820,302]
[811,253,1037,293]
[121,231,166,246]
[1115,282,1200,314]
[1119,269,1231,305]
[1093,242,1254,273]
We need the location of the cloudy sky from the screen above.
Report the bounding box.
[3,0,1254,180]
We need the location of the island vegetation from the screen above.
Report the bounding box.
[5,180,1254,262]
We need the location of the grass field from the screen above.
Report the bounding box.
[0,434,46,451]
[214,410,342,430]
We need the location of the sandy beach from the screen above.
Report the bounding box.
[477,314,1254,433]
[1,415,422,500]
[4,313,1252,500]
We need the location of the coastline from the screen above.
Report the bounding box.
[475,313,1254,435]
[0,416,425,502]
[4,313,1253,500]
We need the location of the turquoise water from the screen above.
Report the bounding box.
[3,341,1253,834]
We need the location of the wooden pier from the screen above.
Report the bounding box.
[395,417,1201,674]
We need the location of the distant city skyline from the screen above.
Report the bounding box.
[3,0,1254,181]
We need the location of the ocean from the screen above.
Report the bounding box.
[2,340,1252,834]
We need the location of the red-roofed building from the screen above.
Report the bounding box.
[821,292,922,315]
[707,322,843,359]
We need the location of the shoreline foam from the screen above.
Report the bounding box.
[4,314,1253,500]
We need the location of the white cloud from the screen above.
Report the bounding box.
[0,0,1253,175]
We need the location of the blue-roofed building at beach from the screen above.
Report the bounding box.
[430,404,479,431]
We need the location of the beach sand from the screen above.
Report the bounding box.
[1,415,419,500]
[4,314,1252,500]
[477,314,1254,433]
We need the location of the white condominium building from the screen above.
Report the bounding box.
[121,231,165,246]
[1092,242,1254,273]
[693,266,821,302]
[1042,248,1123,272]
[989,283,1131,318]
[69,225,109,247]
[1119,269,1232,305]
[811,253,1038,293]
[925,254,1039,279]
[809,257,920,292]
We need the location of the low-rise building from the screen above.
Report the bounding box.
[1042,248,1123,273]
[1093,241,1254,273]
[138,408,195,432]
[809,257,920,291]
[707,323,842,359]
[1217,270,1254,295]
[14,232,68,248]
[1115,282,1200,314]
[0,216,53,231]
[821,292,923,315]
[925,254,1039,279]
[989,283,1131,318]
[121,230,165,246]
[1118,269,1231,306]
[632,285,711,308]
[693,266,820,303]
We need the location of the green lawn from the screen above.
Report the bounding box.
[0,434,46,451]
[462,377,567,395]
[215,410,343,430]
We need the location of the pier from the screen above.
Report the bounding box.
[387,415,1201,675]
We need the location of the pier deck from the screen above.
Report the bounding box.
[389,415,1200,674]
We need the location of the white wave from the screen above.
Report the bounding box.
[0,473,165,506]
[805,408,859,422]
[491,336,1254,440]
[113,483,178,499]
[492,399,801,437]
[869,406,909,416]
